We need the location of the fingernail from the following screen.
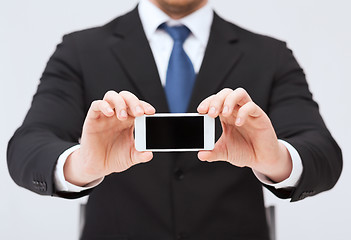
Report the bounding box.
[209,107,216,115]
[107,107,114,114]
[223,106,229,114]
[235,117,241,125]
[148,106,155,112]
[120,110,127,118]
[135,106,143,114]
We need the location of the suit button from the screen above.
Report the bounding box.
[33,181,40,190]
[174,169,184,180]
[39,182,47,192]
[42,182,47,191]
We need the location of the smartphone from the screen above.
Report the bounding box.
[134,113,215,152]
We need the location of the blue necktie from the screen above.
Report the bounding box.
[161,24,196,113]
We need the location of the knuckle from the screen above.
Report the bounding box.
[235,87,247,95]
[200,96,212,105]
[119,90,130,96]
[208,94,216,102]
[120,90,137,99]
[120,91,139,103]
[242,102,256,114]
[211,96,223,106]
[221,88,233,94]
[91,100,101,108]
[104,90,118,99]
[244,101,253,107]
[248,101,256,107]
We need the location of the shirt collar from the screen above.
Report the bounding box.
[138,0,213,47]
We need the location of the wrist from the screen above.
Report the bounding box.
[63,148,103,187]
[253,142,293,183]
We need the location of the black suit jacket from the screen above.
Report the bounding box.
[7,7,342,240]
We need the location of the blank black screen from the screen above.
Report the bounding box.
[146,116,204,149]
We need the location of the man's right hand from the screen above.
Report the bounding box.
[63,90,155,187]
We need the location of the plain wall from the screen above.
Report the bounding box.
[1,0,350,239]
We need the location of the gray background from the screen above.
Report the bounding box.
[1,0,350,239]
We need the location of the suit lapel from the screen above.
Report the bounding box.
[111,8,169,112]
[110,9,242,114]
[188,13,243,112]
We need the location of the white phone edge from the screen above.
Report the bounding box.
[134,113,215,152]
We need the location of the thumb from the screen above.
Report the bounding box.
[132,150,153,164]
[198,143,227,162]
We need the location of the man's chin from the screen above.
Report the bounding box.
[150,0,207,18]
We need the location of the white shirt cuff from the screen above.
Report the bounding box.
[54,145,104,192]
[253,139,303,189]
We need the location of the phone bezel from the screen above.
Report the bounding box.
[134,113,215,152]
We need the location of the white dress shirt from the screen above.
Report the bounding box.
[54,0,303,192]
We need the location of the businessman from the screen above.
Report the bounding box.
[7,0,342,239]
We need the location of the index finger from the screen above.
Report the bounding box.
[222,88,252,117]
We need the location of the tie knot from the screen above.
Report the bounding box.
[160,23,191,43]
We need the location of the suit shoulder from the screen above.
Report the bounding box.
[61,8,136,44]
[62,16,121,41]
[219,16,287,49]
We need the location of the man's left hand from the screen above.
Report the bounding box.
[197,88,292,183]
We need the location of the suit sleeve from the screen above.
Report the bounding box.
[7,34,92,199]
[265,42,343,202]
